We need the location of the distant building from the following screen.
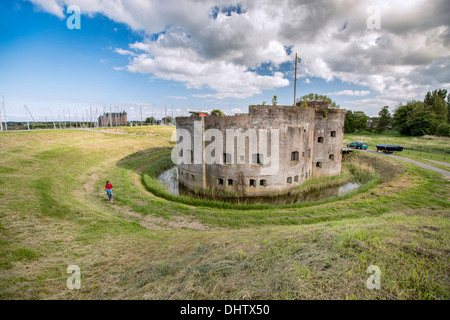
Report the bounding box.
[98,111,127,127]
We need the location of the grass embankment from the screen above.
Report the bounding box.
[0,127,448,299]
[344,133,450,171]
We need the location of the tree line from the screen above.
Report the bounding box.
[345,89,450,136]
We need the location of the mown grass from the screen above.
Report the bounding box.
[0,127,448,300]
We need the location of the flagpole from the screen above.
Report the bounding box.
[294,52,298,106]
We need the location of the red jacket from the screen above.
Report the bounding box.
[105,183,113,190]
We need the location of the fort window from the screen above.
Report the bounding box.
[228,179,234,186]
[259,179,267,187]
[329,154,335,160]
[316,162,322,168]
[302,152,305,157]
[294,175,299,182]
[318,137,324,143]
[191,150,194,163]
[331,131,336,137]
[291,151,299,161]
[249,179,256,187]
[307,149,311,158]
[252,153,264,165]
[223,153,232,164]
[191,174,195,180]
[287,177,292,184]
[186,173,190,179]
[305,172,308,178]
[218,178,224,186]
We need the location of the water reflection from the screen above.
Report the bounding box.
[157,166,361,205]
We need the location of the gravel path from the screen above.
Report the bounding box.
[365,150,450,178]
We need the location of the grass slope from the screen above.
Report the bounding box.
[0,128,448,299]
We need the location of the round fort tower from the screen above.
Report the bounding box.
[175,102,345,197]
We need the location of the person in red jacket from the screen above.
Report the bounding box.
[105,181,113,199]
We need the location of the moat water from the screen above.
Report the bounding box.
[157,167,361,205]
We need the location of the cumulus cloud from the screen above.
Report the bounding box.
[27,0,450,107]
[327,90,371,96]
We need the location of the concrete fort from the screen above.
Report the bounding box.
[175,102,346,197]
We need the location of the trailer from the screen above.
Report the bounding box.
[376,144,404,154]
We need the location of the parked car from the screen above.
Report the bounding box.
[346,141,368,150]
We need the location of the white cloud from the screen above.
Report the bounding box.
[115,48,136,56]
[165,96,188,100]
[327,90,371,97]
[28,0,450,109]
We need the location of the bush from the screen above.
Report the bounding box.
[435,123,450,137]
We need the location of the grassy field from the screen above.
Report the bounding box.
[0,127,448,299]
[344,132,450,169]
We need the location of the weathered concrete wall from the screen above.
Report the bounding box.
[312,108,346,177]
[175,104,345,196]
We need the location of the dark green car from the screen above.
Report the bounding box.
[347,141,368,150]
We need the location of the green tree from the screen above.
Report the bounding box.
[424,89,448,125]
[375,106,391,133]
[162,116,174,124]
[210,109,225,116]
[436,123,450,137]
[393,103,414,135]
[298,93,340,108]
[344,110,368,133]
[145,116,156,125]
[406,102,437,136]
[272,95,278,106]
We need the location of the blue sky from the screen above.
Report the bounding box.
[1,0,449,121]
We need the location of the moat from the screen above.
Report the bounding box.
[157,166,361,205]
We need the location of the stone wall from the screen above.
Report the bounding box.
[175,104,345,196]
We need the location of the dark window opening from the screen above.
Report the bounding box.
[191,174,195,180]
[318,137,324,143]
[302,152,305,157]
[252,153,264,165]
[331,131,336,137]
[294,175,299,182]
[223,153,232,164]
[287,177,292,184]
[228,179,234,186]
[316,162,322,168]
[249,179,256,187]
[259,179,267,187]
[329,154,335,160]
[291,151,299,161]
[218,178,224,186]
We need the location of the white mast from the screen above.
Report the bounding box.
[0,96,3,132]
